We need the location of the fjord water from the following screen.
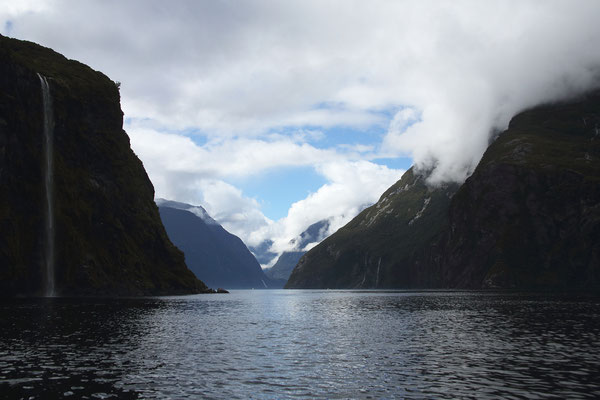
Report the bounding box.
[1,291,599,399]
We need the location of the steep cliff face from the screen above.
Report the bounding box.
[437,91,600,289]
[287,90,600,290]
[285,169,458,288]
[0,35,208,296]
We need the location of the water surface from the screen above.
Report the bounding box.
[1,290,599,399]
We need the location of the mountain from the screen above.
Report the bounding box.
[434,90,600,289]
[287,90,600,290]
[157,199,277,289]
[249,240,278,266]
[263,220,330,284]
[0,35,208,296]
[286,170,458,288]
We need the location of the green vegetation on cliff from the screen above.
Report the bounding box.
[0,35,209,296]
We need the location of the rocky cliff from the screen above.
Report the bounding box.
[436,90,600,289]
[287,90,600,290]
[0,35,209,296]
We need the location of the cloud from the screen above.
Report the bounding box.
[378,1,600,182]
[255,160,403,255]
[196,180,272,240]
[126,122,357,181]
[3,0,600,261]
[5,0,599,182]
[127,123,403,258]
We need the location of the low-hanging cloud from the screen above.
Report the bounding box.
[380,1,600,182]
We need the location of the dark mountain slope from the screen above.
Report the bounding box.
[0,35,208,296]
[437,90,600,289]
[286,169,458,288]
[287,90,600,290]
[159,203,275,289]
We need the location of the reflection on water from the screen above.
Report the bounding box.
[1,291,599,399]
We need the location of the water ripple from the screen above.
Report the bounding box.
[1,291,599,398]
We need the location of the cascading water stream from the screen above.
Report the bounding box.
[37,73,55,297]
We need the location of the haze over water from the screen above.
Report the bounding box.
[1,290,599,399]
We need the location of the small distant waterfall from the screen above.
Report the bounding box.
[38,73,55,297]
[375,257,381,288]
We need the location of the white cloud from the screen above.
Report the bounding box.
[127,123,403,258]
[126,122,354,180]
[5,0,598,181]
[3,0,600,259]
[196,180,272,240]
[260,160,403,255]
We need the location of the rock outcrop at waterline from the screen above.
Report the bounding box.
[0,35,209,296]
[287,90,600,290]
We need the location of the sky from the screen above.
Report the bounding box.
[3,0,600,265]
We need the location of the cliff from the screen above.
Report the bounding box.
[0,35,209,296]
[436,90,600,289]
[287,90,600,290]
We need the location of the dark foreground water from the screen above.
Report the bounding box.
[1,290,600,399]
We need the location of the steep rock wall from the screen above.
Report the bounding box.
[437,91,600,289]
[0,35,208,296]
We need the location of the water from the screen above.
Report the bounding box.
[37,73,55,297]
[1,290,599,399]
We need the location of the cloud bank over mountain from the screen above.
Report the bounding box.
[4,0,600,255]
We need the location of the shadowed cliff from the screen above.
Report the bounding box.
[435,90,600,289]
[0,35,209,296]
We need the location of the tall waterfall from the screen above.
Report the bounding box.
[38,73,55,297]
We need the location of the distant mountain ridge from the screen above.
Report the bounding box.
[287,90,600,290]
[264,220,330,283]
[249,240,278,266]
[158,200,279,289]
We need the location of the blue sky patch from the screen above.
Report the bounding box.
[230,166,327,220]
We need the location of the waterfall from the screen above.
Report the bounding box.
[38,73,55,297]
[375,257,381,288]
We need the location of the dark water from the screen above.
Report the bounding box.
[1,290,600,399]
